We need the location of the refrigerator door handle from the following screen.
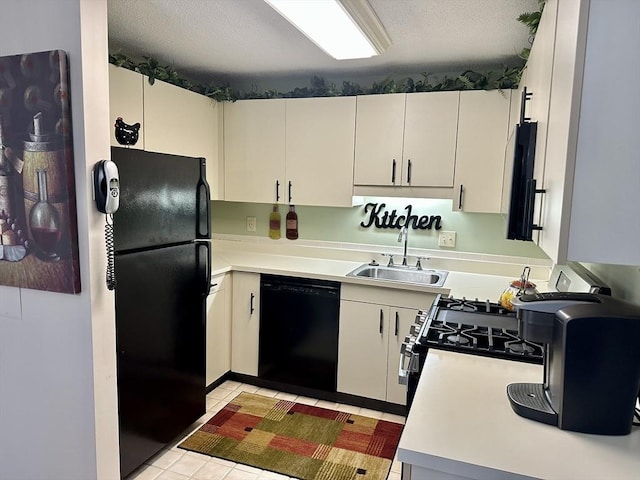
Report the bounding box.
[196,158,211,239]
[197,241,212,297]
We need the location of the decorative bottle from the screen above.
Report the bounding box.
[286,205,298,240]
[29,169,62,261]
[269,204,281,239]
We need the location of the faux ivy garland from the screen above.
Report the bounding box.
[109,1,544,102]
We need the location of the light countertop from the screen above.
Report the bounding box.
[210,242,549,302]
[398,350,640,480]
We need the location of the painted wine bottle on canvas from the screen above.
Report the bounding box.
[0,49,80,293]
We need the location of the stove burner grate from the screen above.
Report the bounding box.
[446,334,470,345]
[439,296,512,315]
[506,342,536,354]
[421,319,543,362]
[412,295,544,365]
[444,298,479,312]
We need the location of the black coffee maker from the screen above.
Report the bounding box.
[508,292,640,435]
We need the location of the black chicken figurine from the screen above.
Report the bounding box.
[114,117,140,146]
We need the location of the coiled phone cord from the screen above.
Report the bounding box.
[105,214,116,291]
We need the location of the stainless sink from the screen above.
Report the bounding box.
[346,264,448,287]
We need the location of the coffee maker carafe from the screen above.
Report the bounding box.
[508,292,640,435]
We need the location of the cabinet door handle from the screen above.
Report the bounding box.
[250,293,255,315]
[458,184,464,210]
[391,159,396,184]
[379,309,384,334]
[407,159,412,184]
[395,311,399,336]
[276,180,280,202]
[288,180,292,203]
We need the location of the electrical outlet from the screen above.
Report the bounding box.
[246,216,256,232]
[438,231,456,248]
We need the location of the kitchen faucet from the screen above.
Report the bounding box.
[398,226,409,266]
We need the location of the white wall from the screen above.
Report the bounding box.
[0,1,118,479]
[583,263,640,306]
[567,0,640,265]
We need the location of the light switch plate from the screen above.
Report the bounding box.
[438,231,456,248]
[246,216,256,232]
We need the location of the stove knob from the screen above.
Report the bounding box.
[410,323,422,335]
[401,341,414,355]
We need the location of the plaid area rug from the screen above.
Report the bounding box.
[179,392,404,480]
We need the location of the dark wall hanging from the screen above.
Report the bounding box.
[360,202,442,230]
[0,49,81,294]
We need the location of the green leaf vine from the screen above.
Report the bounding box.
[517,0,546,60]
[108,2,544,102]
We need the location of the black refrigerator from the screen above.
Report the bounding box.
[111,147,211,478]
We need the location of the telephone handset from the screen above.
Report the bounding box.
[93,159,120,214]
[92,160,119,290]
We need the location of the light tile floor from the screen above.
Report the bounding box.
[128,380,405,480]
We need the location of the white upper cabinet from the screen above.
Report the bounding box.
[453,90,512,213]
[354,93,405,186]
[143,78,223,199]
[285,97,356,207]
[224,99,286,204]
[501,77,528,216]
[522,0,558,239]
[530,0,640,265]
[354,92,459,188]
[403,92,459,187]
[224,97,356,207]
[108,64,144,150]
[108,65,223,199]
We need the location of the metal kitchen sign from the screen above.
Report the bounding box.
[360,202,442,230]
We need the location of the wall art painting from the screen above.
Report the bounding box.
[0,50,80,293]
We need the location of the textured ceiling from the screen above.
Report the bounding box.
[107,0,539,87]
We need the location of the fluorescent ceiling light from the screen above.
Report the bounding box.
[264,0,391,60]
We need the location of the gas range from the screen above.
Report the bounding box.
[400,294,544,407]
[413,295,544,363]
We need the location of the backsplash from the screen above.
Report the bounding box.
[211,198,549,259]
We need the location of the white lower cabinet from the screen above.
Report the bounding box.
[338,284,436,405]
[206,273,231,386]
[230,272,260,376]
[386,307,418,405]
[338,300,388,401]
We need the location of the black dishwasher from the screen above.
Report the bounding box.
[259,274,340,392]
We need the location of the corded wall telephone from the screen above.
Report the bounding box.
[92,160,120,290]
[93,159,120,214]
